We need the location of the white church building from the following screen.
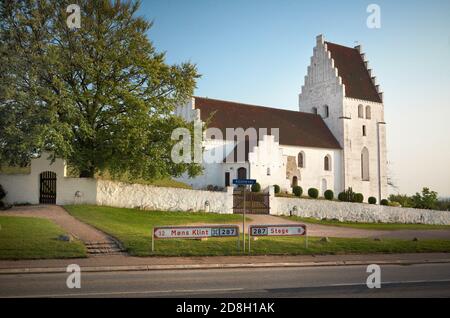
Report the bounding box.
[175,35,388,202]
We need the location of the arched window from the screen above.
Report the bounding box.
[361,147,370,181]
[366,106,371,119]
[358,105,364,118]
[237,167,247,180]
[311,107,318,115]
[323,105,329,118]
[292,176,298,187]
[324,155,332,171]
[298,152,305,168]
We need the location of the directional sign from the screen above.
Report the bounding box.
[153,225,239,240]
[248,224,308,253]
[233,179,257,186]
[249,224,307,237]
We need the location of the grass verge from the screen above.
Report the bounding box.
[65,205,450,257]
[0,216,87,260]
[282,216,450,231]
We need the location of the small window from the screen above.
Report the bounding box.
[324,155,332,171]
[312,107,318,115]
[267,168,271,176]
[366,106,371,119]
[323,105,329,118]
[298,152,305,168]
[362,125,367,136]
[358,105,364,118]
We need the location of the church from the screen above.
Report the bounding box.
[175,35,388,202]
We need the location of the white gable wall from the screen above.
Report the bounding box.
[281,145,342,195]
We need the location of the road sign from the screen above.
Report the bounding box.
[248,224,308,252]
[152,225,240,252]
[233,179,257,186]
[249,224,306,237]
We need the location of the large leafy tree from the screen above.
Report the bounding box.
[0,0,201,179]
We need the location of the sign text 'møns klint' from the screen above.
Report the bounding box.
[153,225,239,239]
[152,225,240,252]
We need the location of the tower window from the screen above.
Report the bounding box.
[312,107,318,115]
[267,168,271,176]
[323,105,329,118]
[361,147,370,181]
[358,105,364,118]
[366,106,372,119]
[362,125,367,136]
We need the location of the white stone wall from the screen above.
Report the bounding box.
[249,135,290,191]
[272,197,450,225]
[280,145,342,195]
[96,180,234,214]
[343,97,387,201]
[0,153,96,205]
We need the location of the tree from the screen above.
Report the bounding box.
[0,0,201,180]
[411,188,438,210]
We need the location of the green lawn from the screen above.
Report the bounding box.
[0,216,87,260]
[282,216,450,231]
[65,205,450,257]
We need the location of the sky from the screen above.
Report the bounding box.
[139,0,450,197]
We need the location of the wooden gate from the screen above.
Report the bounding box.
[233,188,270,215]
[39,171,57,204]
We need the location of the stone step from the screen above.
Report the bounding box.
[85,241,125,255]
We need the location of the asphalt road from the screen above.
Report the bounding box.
[1,263,450,298]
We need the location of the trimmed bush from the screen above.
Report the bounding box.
[273,185,281,194]
[354,193,364,203]
[380,199,389,206]
[368,197,377,205]
[324,190,334,201]
[338,192,346,202]
[293,186,303,197]
[308,188,319,199]
[251,183,261,193]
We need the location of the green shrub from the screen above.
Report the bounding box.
[380,199,389,206]
[368,197,377,205]
[324,190,334,201]
[273,185,280,194]
[354,193,364,203]
[251,183,261,193]
[338,187,357,202]
[308,188,319,199]
[293,186,303,197]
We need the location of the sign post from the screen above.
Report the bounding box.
[152,225,240,252]
[233,179,256,253]
[248,224,307,253]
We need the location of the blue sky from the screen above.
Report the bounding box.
[139,0,450,197]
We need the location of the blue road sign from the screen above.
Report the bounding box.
[233,179,257,186]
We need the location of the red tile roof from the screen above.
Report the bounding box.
[194,97,341,149]
[325,42,382,103]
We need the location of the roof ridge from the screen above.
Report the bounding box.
[194,96,319,118]
[324,41,358,51]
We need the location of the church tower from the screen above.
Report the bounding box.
[299,35,388,202]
